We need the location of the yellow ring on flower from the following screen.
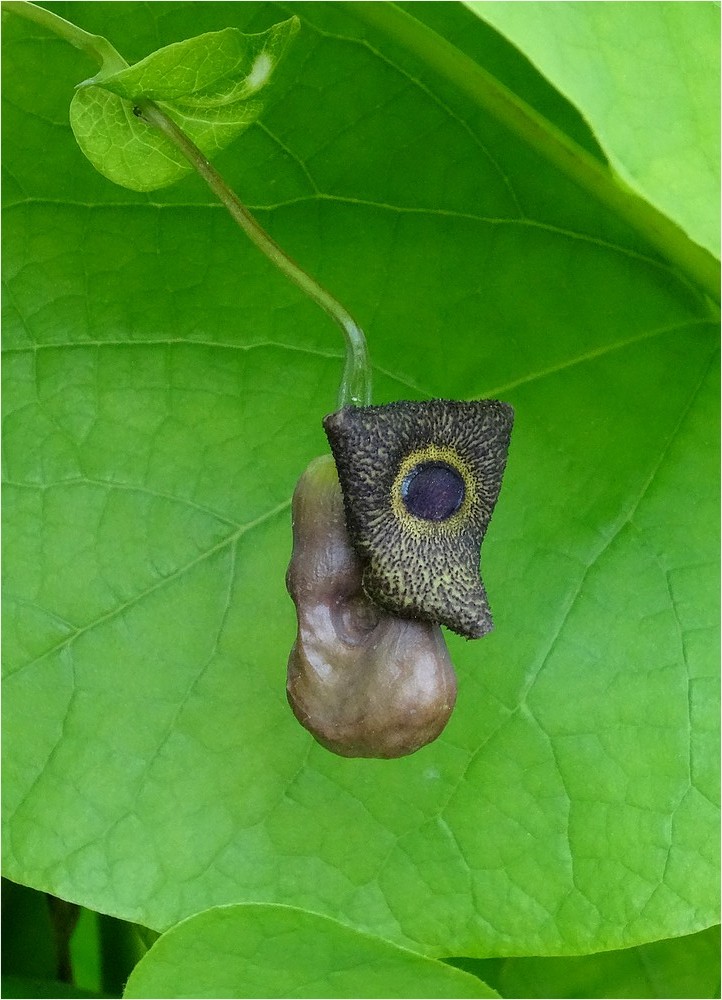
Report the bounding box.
[390,444,477,536]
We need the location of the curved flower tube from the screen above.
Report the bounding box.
[286,455,457,759]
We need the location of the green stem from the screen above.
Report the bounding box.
[3,0,372,408]
[98,914,145,997]
[138,99,371,407]
[2,0,127,75]
[351,2,720,303]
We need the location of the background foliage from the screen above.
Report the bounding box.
[3,2,719,997]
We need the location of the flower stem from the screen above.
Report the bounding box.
[3,0,372,408]
[138,100,372,407]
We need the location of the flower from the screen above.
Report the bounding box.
[323,399,514,638]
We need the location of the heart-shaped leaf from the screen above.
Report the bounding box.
[69,18,299,191]
[123,904,498,999]
[3,0,718,964]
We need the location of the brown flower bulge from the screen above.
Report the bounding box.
[286,455,457,759]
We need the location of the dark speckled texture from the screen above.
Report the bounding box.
[323,399,514,638]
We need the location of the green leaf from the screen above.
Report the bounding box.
[3,0,719,966]
[69,87,262,192]
[123,904,498,999]
[449,924,721,999]
[466,1,721,258]
[69,18,299,191]
[91,22,298,102]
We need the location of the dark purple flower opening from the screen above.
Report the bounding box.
[401,461,465,522]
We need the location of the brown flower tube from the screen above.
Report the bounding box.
[286,455,457,759]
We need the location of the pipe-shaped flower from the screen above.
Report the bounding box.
[323,399,514,638]
[286,455,457,758]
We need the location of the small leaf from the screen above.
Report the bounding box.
[69,88,262,192]
[90,21,299,103]
[69,18,299,191]
[123,904,499,999]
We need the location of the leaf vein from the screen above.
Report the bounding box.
[4,497,291,680]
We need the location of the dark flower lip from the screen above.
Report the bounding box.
[323,398,514,638]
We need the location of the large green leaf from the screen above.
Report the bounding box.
[2,0,718,966]
[123,904,498,999]
[467,1,721,258]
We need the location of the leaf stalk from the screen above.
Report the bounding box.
[137,99,372,407]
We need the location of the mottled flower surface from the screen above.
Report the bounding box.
[324,399,514,638]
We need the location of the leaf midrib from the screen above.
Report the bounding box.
[2,194,682,273]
